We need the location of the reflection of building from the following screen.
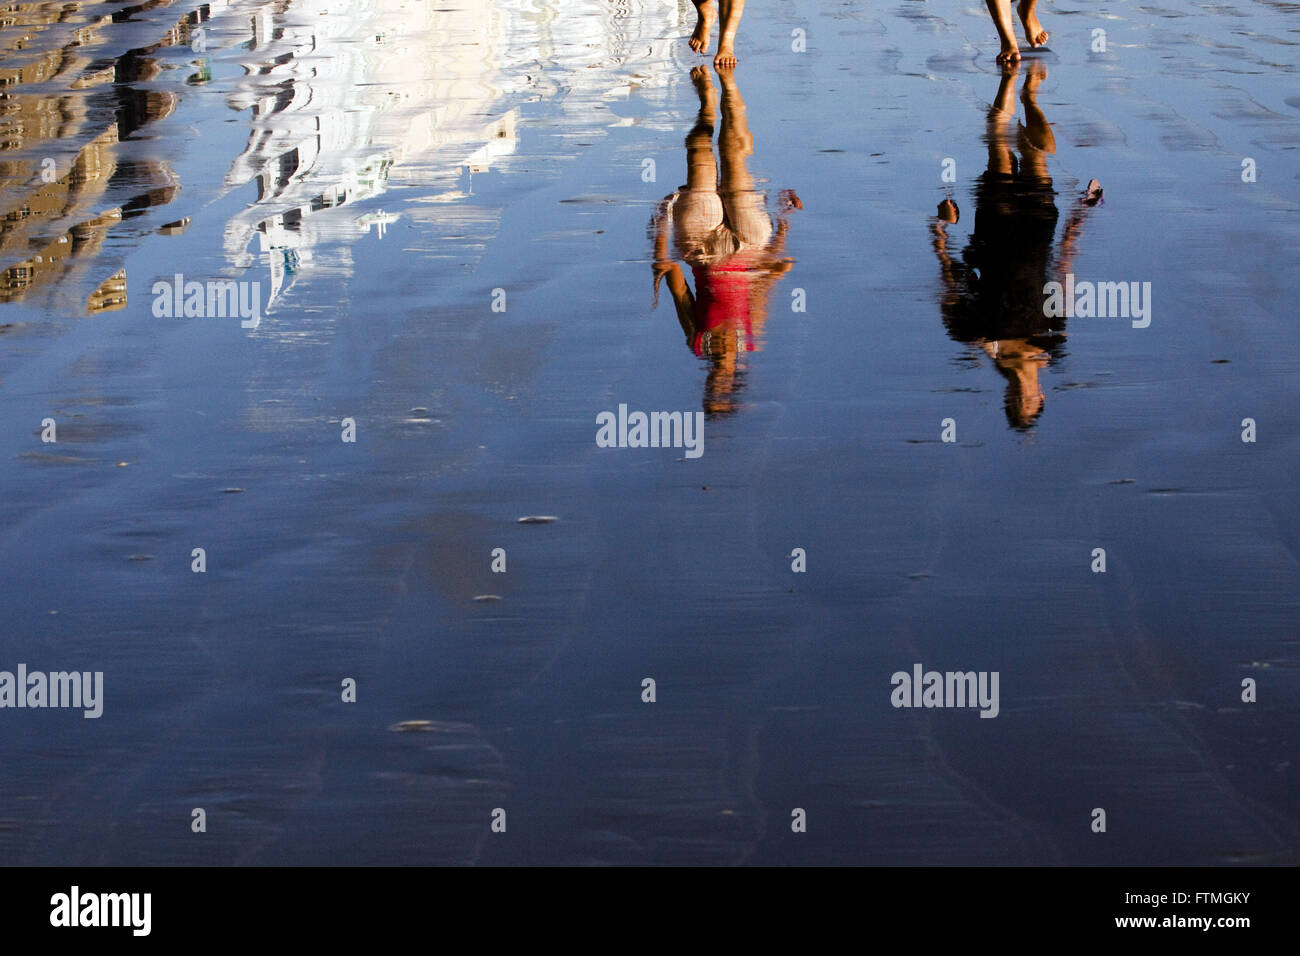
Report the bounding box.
[0,0,234,310]
[221,0,683,307]
[0,125,118,303]
[221,0,518,304]
[1,0,686,312]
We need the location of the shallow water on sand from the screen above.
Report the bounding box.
[0,0,1297,864]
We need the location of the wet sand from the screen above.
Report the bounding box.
[0,0,1297,865]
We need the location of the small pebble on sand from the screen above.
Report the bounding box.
[389,720,435,732]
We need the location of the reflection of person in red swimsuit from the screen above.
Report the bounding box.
[651,65,800,416]
[688,257,754,356]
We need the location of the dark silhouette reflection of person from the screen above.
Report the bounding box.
[931,62,1102,429]
[651,65,800,417]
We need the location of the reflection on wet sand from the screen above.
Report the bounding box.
[651,65,799,416]
[220,0,540,308]
[930,63,1102,429]
[2,0,683,316]
[0,0,1297,869]
[0,0,214,311]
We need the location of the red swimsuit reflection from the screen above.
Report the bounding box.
[651,65,800,416]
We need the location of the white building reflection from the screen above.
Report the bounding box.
[220,0,684,308]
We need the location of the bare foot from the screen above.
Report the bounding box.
[689,1,716,54]
[714,43,737,69]
[996,40,1021,66]
[1017,0,1048,48]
